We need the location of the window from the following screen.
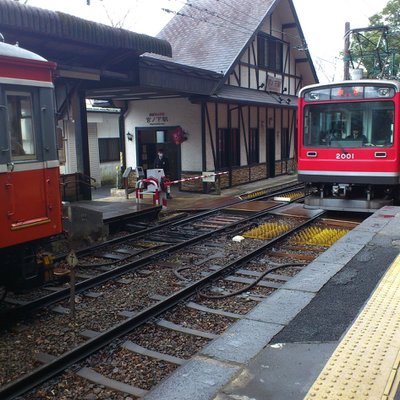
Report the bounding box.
[217,129,240,169]
[7,91,36,160]
[257,35,283,72]
[99,138,120,162]
[303,101,394,148]
[249,128,259,164]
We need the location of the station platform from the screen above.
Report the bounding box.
[92,174,299,213]
[142,206,400,400]
[63,174,297,242]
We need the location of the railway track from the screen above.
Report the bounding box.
[0,199,361,399]
[0,183,304,320]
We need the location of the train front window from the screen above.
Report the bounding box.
[7,91,36,160]
[303,101,394,148]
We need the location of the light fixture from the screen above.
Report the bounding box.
[126,131,133,141]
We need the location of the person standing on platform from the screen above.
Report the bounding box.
[154,149,172,199]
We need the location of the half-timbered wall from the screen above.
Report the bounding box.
[124,95,296,191]
[122,0,311,192]
[226,0,304,97]
[202,101,296,187]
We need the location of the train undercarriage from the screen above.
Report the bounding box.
[303,182,398,212]
[0,239,58,293]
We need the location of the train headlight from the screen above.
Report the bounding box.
[378,88,390,97]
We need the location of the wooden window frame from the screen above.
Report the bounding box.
[257,34,283,73]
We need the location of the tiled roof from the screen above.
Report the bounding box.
[210,85,297,107]
[155,0,275,74]
[0,0,171,57]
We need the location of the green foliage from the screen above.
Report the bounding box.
[349,0,400,78]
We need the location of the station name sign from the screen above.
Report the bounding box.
[146,112,169,125]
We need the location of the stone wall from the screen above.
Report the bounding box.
[180,159,294,192]
[180,172,204,192]
[250,164,267,181]
[232,167,250,186]
[275,158,295,175]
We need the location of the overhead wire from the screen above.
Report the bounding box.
[162,0,308,46]
[161,8,250,35]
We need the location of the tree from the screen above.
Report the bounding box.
[348,0,400,78]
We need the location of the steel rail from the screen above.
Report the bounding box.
[0,209,323,400]
[0,193,303,324]
[58,182,303,258]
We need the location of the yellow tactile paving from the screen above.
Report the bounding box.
[305,253,400,400]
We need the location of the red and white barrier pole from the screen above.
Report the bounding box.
[136,172,227,209]
[164,171,228,187]
[135,181,144,203]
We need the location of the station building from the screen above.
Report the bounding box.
[88,0,318,192]
[0,0,318,195]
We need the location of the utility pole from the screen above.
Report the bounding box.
[344,22,350,80]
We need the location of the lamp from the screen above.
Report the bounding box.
[126,131,133,141]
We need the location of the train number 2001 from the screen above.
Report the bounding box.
[336,153,355,160]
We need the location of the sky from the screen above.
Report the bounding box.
[15,0,391,82]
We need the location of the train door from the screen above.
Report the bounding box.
[137,128,180,180]
[267,128,276,177]
[4,88,49,228]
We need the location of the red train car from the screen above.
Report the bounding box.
[297,80,400,212]
[0,40,62,289]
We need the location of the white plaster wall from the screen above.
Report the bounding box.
[230,65,240,87]
[62,112,120,186]
[64,119,77,174]
[88,112,120,185]
[241,65,249,89]
[124,98,202,171]
[88,112,119,139]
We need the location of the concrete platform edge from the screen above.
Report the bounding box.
[144,207,399,400]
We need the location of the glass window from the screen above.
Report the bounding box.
[99,138,120,162]
[257,35,283,72]
[303,85,395,102]
[303,101,394,148]
[156,130,166,143]
[304,88,330,102]
[7,91,36,160]
[364,86,395,99]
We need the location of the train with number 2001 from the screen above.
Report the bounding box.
[0,39,63,292]
[297,79,400,212]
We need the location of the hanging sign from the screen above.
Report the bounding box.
[266,76,282,93]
